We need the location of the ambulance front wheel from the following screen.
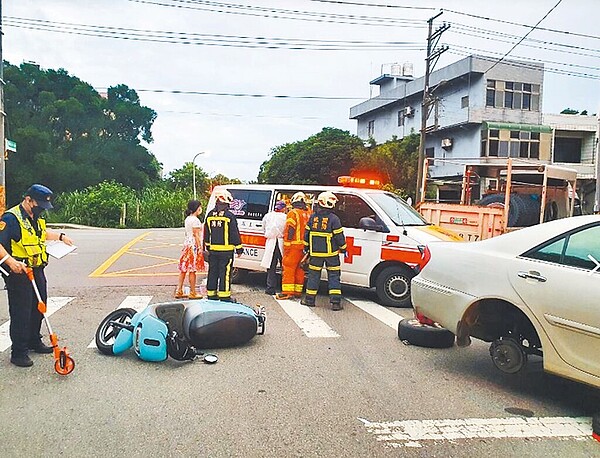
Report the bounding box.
[375,266,415,308]
[231,267,248,284]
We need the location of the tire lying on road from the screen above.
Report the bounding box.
[397,318,455,348]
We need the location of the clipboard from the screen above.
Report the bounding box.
[46,241,77,259]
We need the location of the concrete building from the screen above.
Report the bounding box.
[349,55,598,211]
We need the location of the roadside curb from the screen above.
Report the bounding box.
[46,223,97,230]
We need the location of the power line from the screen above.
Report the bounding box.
[126,0,427,28]
[4,17,424,51]
[442,7,600,41]
[162,110,326,119]
[447,28,600,60]
[450,22,600,56]
[484,0,565,75]
[451,44,600,72]
[133,88,367,99]
[306,0,434,10]
[447,50,600,80]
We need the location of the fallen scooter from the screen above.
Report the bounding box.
[95,299,266,363]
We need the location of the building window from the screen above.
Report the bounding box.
[482,128,542,160]
[554,137,582,163]
[485,80,540,110]
[461,95,469,108]
[398,111,404,126]
[367,120,375,137]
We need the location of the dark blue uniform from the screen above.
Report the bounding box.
[0,207,48,359]
[203,205,243,301]
[303,207,347,308]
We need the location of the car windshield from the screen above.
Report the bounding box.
[367,191,428,226]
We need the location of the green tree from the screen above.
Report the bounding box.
[210,174,241,187]
[167,162,209,195]
[3,62,161,203]
[257,127,365,185]
[352,134,420,197]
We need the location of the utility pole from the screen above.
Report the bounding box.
[415,12,449,204]
[0,0,5,212]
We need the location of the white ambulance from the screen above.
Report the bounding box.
[205,179,461,307]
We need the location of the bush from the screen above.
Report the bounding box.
[48,180,208,228]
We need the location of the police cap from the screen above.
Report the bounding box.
[25,184,54,209]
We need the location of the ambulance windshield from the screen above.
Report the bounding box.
[368,192,428,226]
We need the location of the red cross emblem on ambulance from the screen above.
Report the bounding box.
[343,236,362,264]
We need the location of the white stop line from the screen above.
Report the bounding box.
[359,416,593,447]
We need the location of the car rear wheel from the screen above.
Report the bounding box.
[397,318,455,348]
[489,337,527,374]
[375,266,414,308]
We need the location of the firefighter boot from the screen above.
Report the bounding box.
[301,295,315,307]
[330,300,343,311]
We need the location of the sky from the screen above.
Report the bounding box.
[4,0,599,182]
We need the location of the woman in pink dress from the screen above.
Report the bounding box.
[175,200,206,299]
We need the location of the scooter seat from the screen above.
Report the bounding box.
[183,299,259,349]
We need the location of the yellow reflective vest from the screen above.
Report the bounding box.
[7,206,48,267]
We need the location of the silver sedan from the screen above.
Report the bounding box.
[411,215,600,388]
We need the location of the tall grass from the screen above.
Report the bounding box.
[48,181,207,228]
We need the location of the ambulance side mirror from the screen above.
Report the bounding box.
[359,217,387,233]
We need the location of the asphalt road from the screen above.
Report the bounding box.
[1,227,599,457]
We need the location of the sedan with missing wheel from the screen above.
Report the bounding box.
[411,215,600,388]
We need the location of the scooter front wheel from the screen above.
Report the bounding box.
[95,308,137,355]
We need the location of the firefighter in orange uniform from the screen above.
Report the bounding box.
[276,192,310,300]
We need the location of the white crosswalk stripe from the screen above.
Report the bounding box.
[360,416,593,447]
[87,295,152,348]
[345,297,406,330]
[275,298,340,338]
[0,297,75,352]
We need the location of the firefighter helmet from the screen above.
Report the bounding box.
[317,191,338,209]
[214,189,233,204]
[291,192,307,204]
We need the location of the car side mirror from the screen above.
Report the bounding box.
[359,217,387,232]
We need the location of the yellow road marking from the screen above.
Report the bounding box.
[127,251,180,262]
[106,260,180,276]
[89,232,151,278]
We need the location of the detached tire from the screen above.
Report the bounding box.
[398,318,455,348]
[375,266,415,308]
[95,308,137,355]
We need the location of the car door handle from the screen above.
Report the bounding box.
[517,271,547,282]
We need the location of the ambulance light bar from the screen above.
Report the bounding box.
[337,176,381,188]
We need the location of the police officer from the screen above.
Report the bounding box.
[0,184,74,367]
[302,191,347,311]
[203,189,243,301]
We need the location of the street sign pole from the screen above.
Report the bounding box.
[0,0,5,212]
